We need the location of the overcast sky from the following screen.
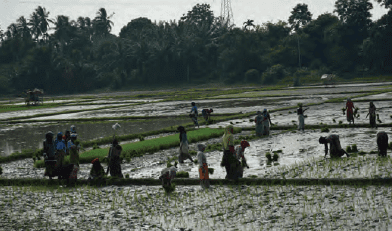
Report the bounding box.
[1,0,389,36]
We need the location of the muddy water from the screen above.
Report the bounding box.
[0,118,190,156]
[128,127,389,180]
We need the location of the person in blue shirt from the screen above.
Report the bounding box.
[190,102,199,128]
[54,132,66,168]
[70,125,77,134]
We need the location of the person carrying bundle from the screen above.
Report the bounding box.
[297,104,308,131]
[159,162,178,187]
[189,102,199,128]
[196,144,209,189]
[234,140,250,178]
[319,134,350,158]
[201,108,213,122]
[346,98,354,124]
[177,126,194,163]
[106,139,124,178]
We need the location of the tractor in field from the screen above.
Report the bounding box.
[24,88,44,106]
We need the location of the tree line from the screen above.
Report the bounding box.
[0,0,391,94]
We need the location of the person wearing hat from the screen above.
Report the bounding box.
[262,109,272,136]
[88,158,105,180]
[190,102,199,128]
[43,131,56,179]
[54,132,66,168]
[106,139,124,178]
[196,144,210,189]
[177,126,194,163]
[319,134,350,158]
[234,140,250,178]
[366,102,377,128]
[377,131,389,157]
[255,111,264,137]
[346,98,354,124]
[159,162,178,187]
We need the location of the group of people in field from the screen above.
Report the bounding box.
[43,125,124,185]
[42,99,389,189]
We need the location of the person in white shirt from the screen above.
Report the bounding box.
[196,144,209,189]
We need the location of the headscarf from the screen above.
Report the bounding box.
[256,111,262,115]
[45,131,54,144]
[240,140,250,149]
[57,132,63,141]
[197,144,206,152]
[222,125,234,150]
[91,158,100,164]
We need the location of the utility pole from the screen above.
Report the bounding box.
[221,0,234,26]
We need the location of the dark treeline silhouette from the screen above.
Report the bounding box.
[0,1,391,94]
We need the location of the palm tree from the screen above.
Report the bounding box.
[93,8,114,38]
[17,16,31,40]
[49,15,72,55]
[0,25,4,42]
[7,23,19,38]
[28,12,41,42]
[243,19,255,30]
[35,6,50,41]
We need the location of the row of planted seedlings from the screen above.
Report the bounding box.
[1,181,392,230]
[265,142,392,179]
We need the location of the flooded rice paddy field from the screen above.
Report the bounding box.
[0,118,190,156]
[1,184,392,230]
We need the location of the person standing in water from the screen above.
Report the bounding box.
[346,98,355,125]
[319,134,350,158]
[234,140,250,178]
[106,139,124,178]
[177,126,194,163]
[190,102,199,128]
[297,104,308,131]
[255,111,263,137]
[262,109,272,135]
[196,144,210,189]
[43,131,56,179]
[54,132,66,168]
[221,125,239,179]
[366,102,377,128]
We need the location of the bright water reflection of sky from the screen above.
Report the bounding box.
[0,0,389,36]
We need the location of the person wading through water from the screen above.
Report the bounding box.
[262,109,272,136]
[190,102,199,128]
[221,125,239,180]
[366,102,377,128]
[255,111,264,137]
[196,144,210,189]
[68,134,80,185]
[177,126,194,163]
[43,131,56,179]
[297,104,308,131]
[346,98,355,125]
[106,139,124,178]
[234,140,250,178]
[54,132,66,169]
[319,134,350,158]
[377,131,389,157]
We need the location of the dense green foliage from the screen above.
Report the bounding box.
[0,2,391,94]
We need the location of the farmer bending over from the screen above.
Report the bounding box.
[159,162,178,187]
[319,134,350,158]
[202,108,213,122]
[234,140,250,178]
[177,126,194,163]
[88,158,105,181]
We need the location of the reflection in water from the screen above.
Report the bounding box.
[0,118,190,156]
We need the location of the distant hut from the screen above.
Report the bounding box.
[25,88,44,106]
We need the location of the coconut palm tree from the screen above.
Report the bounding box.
[243,19,255,30]
[49,15,72,55]
[28,12,41,42]
[6,23,19,39]
[17,16,31,40]
[93,8,114,38]
[35,6,50,41]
